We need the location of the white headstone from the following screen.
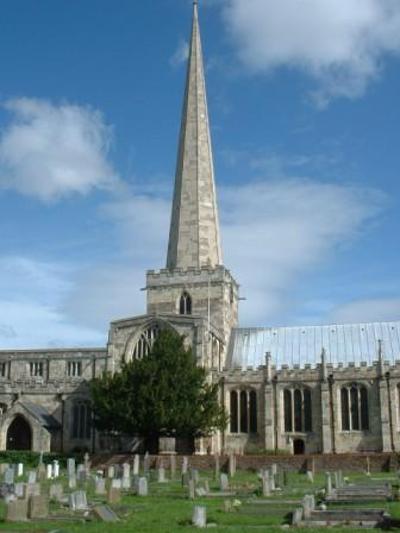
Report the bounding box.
[182,456,188,474]
[158,467,166,483]
[220,473,229,491]
[138,477,148,497]
[52,460,60,479]
[133,454,140,476]
[107,465,115,479]
[46,464,53,480]
[95,478,106,495]
[192,506,207,528]
[111,479,122,489]
[17,463,23,477]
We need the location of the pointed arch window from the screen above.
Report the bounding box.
[179,292,192,315]
[133,324,160,360]
[283,387,312,433]
[229,389,258,434]
[340,384,369,431]
[72,401,92,440]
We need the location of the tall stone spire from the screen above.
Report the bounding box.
[166,1,222,270]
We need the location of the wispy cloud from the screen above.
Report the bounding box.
[0,98,118,202]
[221,0,400,104]
[330,298,400,324]
[169,40,189,68]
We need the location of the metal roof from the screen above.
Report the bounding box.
[22,401,61,430]
[227,321,400,369]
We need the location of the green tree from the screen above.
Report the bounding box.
[90,329,228,440]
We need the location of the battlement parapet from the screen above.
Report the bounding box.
[146,265,238,287]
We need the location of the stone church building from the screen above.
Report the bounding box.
[0,2,399,456]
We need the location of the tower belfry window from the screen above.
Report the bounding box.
[179,292,192,315]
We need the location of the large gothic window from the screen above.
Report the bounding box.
[179,292,192,315]
[72,401,92,440]
[229,389,258,434]
[283,387,312,433]
[133,325,160,360]
[340,384,369,431]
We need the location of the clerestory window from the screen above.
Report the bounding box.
[179,292,192,315]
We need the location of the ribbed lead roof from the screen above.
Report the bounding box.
[227,321,400,369]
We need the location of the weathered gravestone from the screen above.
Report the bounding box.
[107,486,121,504]
[192,505,207,528]
[28,495,49,519]
[27,470,37,484]
[306,470,314,483]
[93,505,120,522]
[46,464,53,479]
[107,465,115,479]
[220,473,229,491]
[325,472,332,496]
[6,499,28,522]
[228,454,236,477]
[262,470,270,497]
[15,482,25,498]
[25,482,41,498]
[95,477,106,495]
[133,454,140,476]
[4,467,14,485]
[69,490,88,511]
[188,479,195,500]
[49,483,63,502]
[182,456,188,475]
[158,466,167,483]
[67,458,76,476]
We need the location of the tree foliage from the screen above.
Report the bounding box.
[90,329,228,438]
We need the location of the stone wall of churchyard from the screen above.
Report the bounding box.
[91,452,400,473]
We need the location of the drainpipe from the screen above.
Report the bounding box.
[273,376,278,453]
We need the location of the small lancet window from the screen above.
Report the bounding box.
[179,292,192,315]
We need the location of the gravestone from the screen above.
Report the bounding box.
[84,452,90,472]
[214,454,220,479]
[77,464,86,482]
[49,483,63,502]
[190,469,199,484]
[302,494,315,520]
[133,454,140,476]
[122,475,131,490]
[17,463,23,477]
[37,463,46,482]
[0,463,9,475]
[28,495,49,519]
[220,473,229,491]
[262,471,270,497]
[93,505,120,522]
[192,505,207,528]
[228,454,236,477]
[182,472,189,487]
[6,499,28,522]
[306,470,314,483]
[15,482,25,498]
[46,464,53,479]
[25,483,41,498]
[188,479,195,500]
[143,452,150,474]
[70,490,88,511]
[4,467,14,485]
[269,470,276,492]
[366,456,371,476]
[27,470,37,484]
[325,472,332,495]
[107,465,115,479]
[158,466,166,483]
[111,478,122,489]
[52,460,60,479]
[182,456,188,475]
[68,474,77,489]
[107,486,121,504]
[122,463,130,479]
[204,480,210,494]
[170,455,176,479]
[271,463,278,476]
[292,507,303,526]
[138,477,148,496]
[67,458,76,476]
[95,478,107,495]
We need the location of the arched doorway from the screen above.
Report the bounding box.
[293,438,305,455]
[6,416,32,450]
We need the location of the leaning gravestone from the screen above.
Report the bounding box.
[93,505,120,522]
[28,495,49,519]
[6,499,28,522]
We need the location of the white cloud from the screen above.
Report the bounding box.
[220,179,385,325]
[330,298,400,324]
[170,40,189,67]
[0,256,104,348]
[222,0,400,103]
[61,178,385,333]
[0,98,118,202]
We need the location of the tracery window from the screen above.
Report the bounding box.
[29,361,44,377]
[67,361,82,377]
[229,390,257,434]
[72,401,92,440]
[179,292,192,315]
[283,387,313,433]
[340,384,369,431]
[133,325,160,360]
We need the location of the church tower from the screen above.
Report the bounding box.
[146,1,239,368]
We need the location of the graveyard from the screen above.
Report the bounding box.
[0,454,400,531]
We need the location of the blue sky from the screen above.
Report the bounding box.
[0,0,399,347]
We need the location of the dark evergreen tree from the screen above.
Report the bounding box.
[90,329,228,440]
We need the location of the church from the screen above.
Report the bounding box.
[0,2,399,456]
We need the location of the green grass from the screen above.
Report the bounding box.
[0,470,399,532]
